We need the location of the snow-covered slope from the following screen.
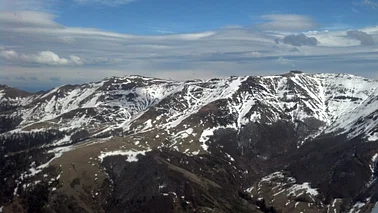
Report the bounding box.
[119,72,378,147]
[11,76,180,132]
[3,72,377,144]
[316,73,378,141]
[0,85,35,110]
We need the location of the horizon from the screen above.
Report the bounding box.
[1,0,378,91]
[2,70,376,93]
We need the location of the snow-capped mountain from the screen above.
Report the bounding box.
[1,71,378,213]
[5,72,377,145]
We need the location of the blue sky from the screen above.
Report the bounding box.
[55,0,378,34]
[0,0,378,91]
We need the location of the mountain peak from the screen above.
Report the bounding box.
[0,84,31,99]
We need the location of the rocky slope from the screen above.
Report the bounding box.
[0,71,378,213]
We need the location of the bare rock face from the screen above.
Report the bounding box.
[0,72,378,213]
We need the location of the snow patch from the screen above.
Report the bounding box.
[40,146,73,170]
[172,128,194,140]
[199,124,237,153]
[225,153,235,162]
[368,133,378,142]
[373,153,378,164]
[288,182,319,197]
[142,119,153,131]
[24,145,73,178]
[260,172,286,182]
[52,134,71,146]
[98,149,151,162]
[348,202,365,213]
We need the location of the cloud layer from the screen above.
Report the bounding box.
[0,11,377,90]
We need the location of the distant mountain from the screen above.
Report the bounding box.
[1,71,378,213]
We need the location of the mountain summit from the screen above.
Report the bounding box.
[1,72,378,213]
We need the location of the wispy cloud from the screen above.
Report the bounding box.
[155,29,175,34]
[352,8,360,13]
[258,14,318,31]
[359,0,378,9]
[0,0,60,12]
[73,0,136,6]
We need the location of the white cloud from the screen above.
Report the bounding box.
[0,50,18,60]
[73,0,135,6]
[68,55,84,65]
[361,26,378,34]
[258,14,317,31]
[304,30,361,47]
[0,50,84,66]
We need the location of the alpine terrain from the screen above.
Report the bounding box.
[1,71,378,213]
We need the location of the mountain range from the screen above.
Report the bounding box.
[1,71,378,213]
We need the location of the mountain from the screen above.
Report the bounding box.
[1,71,378,213]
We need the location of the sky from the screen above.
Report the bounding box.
[0,0,378,91]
